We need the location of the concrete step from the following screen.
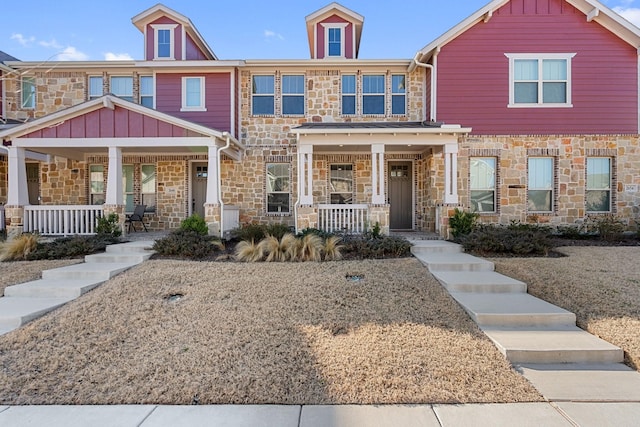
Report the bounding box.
[432,270,527,293]
[483,326,624,364]
[4,278,105,299]
[410,241,463,254]
[106,241,154,254]
[0,296,73,330]
[42,262,138,281]
[450,293,576,327]
[84,252,152,264]
[414,252,495,272]
[517,363,640,402]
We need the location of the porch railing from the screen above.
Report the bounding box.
[317,204,368,234]
[24,205,104,236]
[0,206,4,231]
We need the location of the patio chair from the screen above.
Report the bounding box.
[125,204,148,232]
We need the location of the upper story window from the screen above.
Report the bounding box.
[321,23,348,58]
[506,53,575,107]
[252,75,275,116]
[391,74,406,115]
[152,24,177,60]
[181,77,206,111]
[88,76,103,100]
[586,157,612,213]
[470,157,497,213]
[281,75,304,115]
[21,76,36,109]
[362,75,385,115]
[341,74,356,115]
[528,157,554,212]
[110,76,134,102]
[140,76,154,108]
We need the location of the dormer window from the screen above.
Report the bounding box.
[152,24,177,60]
[321,23,348,58]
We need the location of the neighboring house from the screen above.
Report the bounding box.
[0,0,639,238]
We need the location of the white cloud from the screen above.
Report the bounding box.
[54,46,89,61]
[613,7,640,28]
[264,30,284,41]
[104,52,134,61]
[39,39,63,49]
[10,33,35,47]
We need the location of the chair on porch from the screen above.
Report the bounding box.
[125,204,148,232]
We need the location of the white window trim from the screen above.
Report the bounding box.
[109,76,134,101]
[181,76,206,112]
[21,76,36,109]
[361,74,386,116]
[341,74,357,116]
[470,157,497,213]
[506,53,575,108]
[321,23,348,59]
[281,74,305,116]
[527,157,555,213]
[266,163,291,215]
[251,74,276,116]
[151,24,178,60]
[139,75,155,108]
[586,157,613,213]
[391,74,407,116]
[88,75,103,100]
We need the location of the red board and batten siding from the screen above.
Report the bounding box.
[22,107,188,138]
[436,0,638,135]
[155,73,232,132]
[145,17,183,61]
[316,15,354,59]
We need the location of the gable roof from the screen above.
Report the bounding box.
[0,50,19,63]
[305,2,364,58]
[411,0,640,67]
[131,3,217,60]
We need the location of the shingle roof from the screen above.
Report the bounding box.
[0,51,19,63]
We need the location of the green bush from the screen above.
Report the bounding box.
[449,208,479,240]
[26,235,120,260]
[152,229,224,259]
[232,223,267,242]
[96,213,122,238]
[297,227,333,240]
[459,223,553,256]
[584,215,626,241]
[264,223,293,240]
[342,235,412,259]
[180,213,209,235]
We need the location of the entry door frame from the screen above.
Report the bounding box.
[188,160,209,218]
[387,159,415,231]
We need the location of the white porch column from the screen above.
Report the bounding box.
[206,145,220,204]
[105,146,123,205]
[7,146,29,206]
[298,144,313,205]
[371,144,386,204]
[444,143,459,204]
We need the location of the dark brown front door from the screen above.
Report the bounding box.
[388,161,412,230]
[191,162,208,218]
[26,163,39,205]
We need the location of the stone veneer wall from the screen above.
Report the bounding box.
[40,157,87,205]
[0,156,7,204]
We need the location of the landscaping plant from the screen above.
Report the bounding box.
[96,213,122,238]
[448,208,479,240]
[0,233,40,261]
[152,229,224,259]
[180,213,209,235]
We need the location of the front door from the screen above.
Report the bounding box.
[26,163,39,205]
[191,162,208,218]
[388,161,412,230]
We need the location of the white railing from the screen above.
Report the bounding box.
[318,204,368,234]
[24,205,104,236]
[0,206,4,231]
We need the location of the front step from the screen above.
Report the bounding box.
[483,326,623,364]
[84,252,152,264]
[410,241,463,254]
[42,262,138,281]
[450,293,576,327]
[415,252,495,272]
[4,278,105,299]
[0,296,73,330]
[106,241,154,254]
[432,270,527,293]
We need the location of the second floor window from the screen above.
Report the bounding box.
[21,76,36,109]
[88,76,103,100]
[342,75,356,115]
[140,76,154,108]
[110,76,134,102]
[362,75,385,115]
[281,75,304,115]
[391,74,406,115]
[328,27,342,57]
[152,24,177,60]
[181,77,205,111]
[252,75,275,115]
[507,53,574,107]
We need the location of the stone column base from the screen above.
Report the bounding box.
[296,206,318,232]
[204,204,221,237]
[368,205,390,236]
[5,205,24,240]
[103,205,126,235]
[435,204,462,239]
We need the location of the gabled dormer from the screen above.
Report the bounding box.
[305,2,364,59]
[132,3,217,61]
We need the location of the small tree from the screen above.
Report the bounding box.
[448,208,479,240]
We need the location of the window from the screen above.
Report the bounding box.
[140,76,154,108]
[123,165,134,213]
[391,74,406,115]
[181,77,205,111]
[470,157,496,212]
[252,75,275,115]
[89,165,105,205]
[141,164,156,212]
[528,157,554,212]
[328,27,342,57]
[281,75,304,115]
[266,164,290,213]
[88,76,103,100]
[110,76,134,102]
[152,24,177,60]
[507,53,574,107]
[586,158,612,212]
[342,75,356,115]
[330,164,353,204]
[362,75,385,115]
[21,76,36,109]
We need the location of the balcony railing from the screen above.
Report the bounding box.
[24,205,104,236]
[317,204,368,234]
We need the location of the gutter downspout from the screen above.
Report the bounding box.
[293,133,300,234]
[411,48,440,122]
[218,132,232,238]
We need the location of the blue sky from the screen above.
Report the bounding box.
[2,0,639,62]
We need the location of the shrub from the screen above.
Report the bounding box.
[584,215,626,241]
[258,234,290,262]
[0,233,40,261]
[234,239,263,262]
[460,223,553,256]
[449,208,479,240]
[366,222,382,239]
[152,229,224,259]
[342,235,412,259]
[555,224,587,240]
[180,213,209,235]
[299,233,323,262]
[297,227,333,240]
[323,235,344,261]
[26,235,120,260]
[264,223,292,240]
[96,213,122,238]
[233,223,267,242]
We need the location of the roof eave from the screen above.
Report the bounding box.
[291,126,472,136]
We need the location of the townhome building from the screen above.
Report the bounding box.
[0,0,639,238]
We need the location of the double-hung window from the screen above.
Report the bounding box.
[586,158,612,212]
[252,75,275,115]
[181,77,205,111]
[140,76,154,108]
[391,74,406,115]
[88,76,103,100]
[362,75,385,115]
[507,53,574,107]
[152,24,177,60]
[341,75,356,115]
[330,164,353,204]
[21,76,36,109]
[281,75,304,115]
[89,165,105,205]
[110,76,134,102]
[141,164,156,212]
[266,163,290,214]
[528,157,554,212]
[470,157,496,213]
[122,165,134,213]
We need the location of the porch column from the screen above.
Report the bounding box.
[7,146,29,206]
[371,144,385,204]
[298,145,313,205]
[205,145,220,205]
[444,143,459,204]
[105,146,123,205]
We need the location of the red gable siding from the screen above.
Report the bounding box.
[145,16,182,61]
[22,107,189,138]
[436,0,638,135]
[316,15,354,59]
[185,34,207,60]
[155,72,232,132]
